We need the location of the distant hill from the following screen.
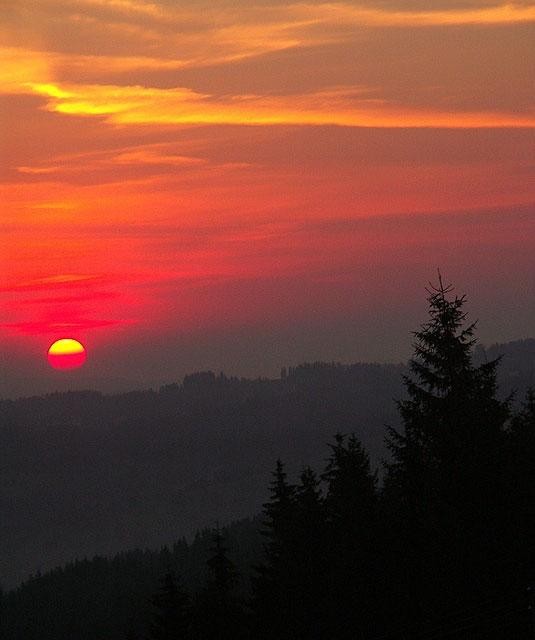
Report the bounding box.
[2,517,263,640]
[479,338,535,392]
[1,341,533,589]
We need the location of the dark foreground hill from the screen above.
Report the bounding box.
[1,339,534,590]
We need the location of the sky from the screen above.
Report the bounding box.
[1,0,534,397]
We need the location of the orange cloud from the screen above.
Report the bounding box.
[2,2,534,130]
[4,3,533,91]
[24,81,535,128]
[307,3,535,27]
[0,48,53,94]
[68,0,165,19]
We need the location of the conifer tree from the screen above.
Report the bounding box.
[256,459,297,583]
[384,275,511,633]
[263,459,297,554]
[251,459,297,638]
[205,527,238,601]
[509,390,535,582]
[253,461,330,638]
[294,466,323,548]
[323,433,377,532]
[291,466,326,638]
[503,389,535,639]
[194,526,245,640]
[322,433,378,638]
[149,571,191,640]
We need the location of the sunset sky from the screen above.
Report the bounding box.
[1,0,534,397]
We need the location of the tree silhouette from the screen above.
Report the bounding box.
[509,390,535,583]
[322,433,378,638]
[384,274,511,636]
[149,571,191,640]
[290,466,326,638]
[194,526,246,640]
[252,459,298,638]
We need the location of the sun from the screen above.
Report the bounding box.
[47,338,87,370]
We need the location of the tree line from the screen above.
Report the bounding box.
[144,278,535,639]
[3,278,535,638]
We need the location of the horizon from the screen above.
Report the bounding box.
[3,333,533,401]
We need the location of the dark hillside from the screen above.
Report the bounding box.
[1,341,533,590]
[1,362,403,588]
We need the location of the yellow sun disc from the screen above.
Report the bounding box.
[47,338,87,370]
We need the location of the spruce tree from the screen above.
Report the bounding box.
[194,527,245,640]
[253,461,329,639]
[256,459,296,579]
[323,433,377,532]
[205,527,238,601]
[292,466,326,638]
[149,571,191,640]
[294,466,323,555]
[509,390,535,583]
[251,459,297,639]
[384,275,511,634]
[322,433,378,638]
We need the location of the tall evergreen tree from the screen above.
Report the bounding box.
[384,275,511,636]
[253,461,329,638]
[205,527,238,600]
[194,526,246,640]
[291,466,326,638]
[294,466,323,559]
[322,433,378,638]
[509,390,535,583]
[323,433,377,533]
[149,571,191,640]
[251,459,297,639]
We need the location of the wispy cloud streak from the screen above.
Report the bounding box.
[21,81,535,128]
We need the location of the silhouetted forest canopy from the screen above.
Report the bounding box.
[2,280,535,638]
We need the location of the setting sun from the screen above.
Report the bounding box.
[47,339,87,370]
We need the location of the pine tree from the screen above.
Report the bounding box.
[194,526,245,640]
[294,466,323,549]
[263,459,296,555]
[323,433,377,533]
[205,527,238,600]
[292,466,326,638]
[384,275,511,635]
[509,390,535,582]
[253,461,330,638]
[251,459,297,639]
[149,571,191,640]
[256,459,297,584]
[322,433,378,638]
